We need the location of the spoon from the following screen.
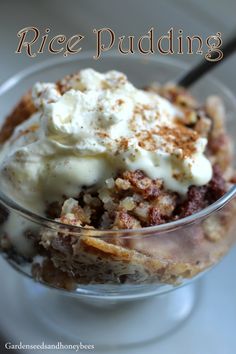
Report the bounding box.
[177,34,236,88]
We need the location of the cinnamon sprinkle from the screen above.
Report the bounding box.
[137,124,199,158]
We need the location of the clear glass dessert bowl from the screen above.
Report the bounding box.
[0,53,236,347]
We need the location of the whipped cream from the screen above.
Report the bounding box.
[0,69,212,215]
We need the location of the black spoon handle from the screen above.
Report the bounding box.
[177,34,236,88]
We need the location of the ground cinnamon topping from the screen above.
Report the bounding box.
[97,132,109,138]
[136,124,199,158]
[118,138,129,151]
[159,124,199,157]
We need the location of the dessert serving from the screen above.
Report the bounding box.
[0,68,235,289]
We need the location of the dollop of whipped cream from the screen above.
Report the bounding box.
[0,69,212,215]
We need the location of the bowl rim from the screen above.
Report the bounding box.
[0,52,236,236]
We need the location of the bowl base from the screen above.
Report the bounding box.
[23,279,200,348]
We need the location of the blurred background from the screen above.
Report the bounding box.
[1,0,236,89]
[0,1,236,353]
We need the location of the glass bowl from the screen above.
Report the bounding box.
[0,53,236,346]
